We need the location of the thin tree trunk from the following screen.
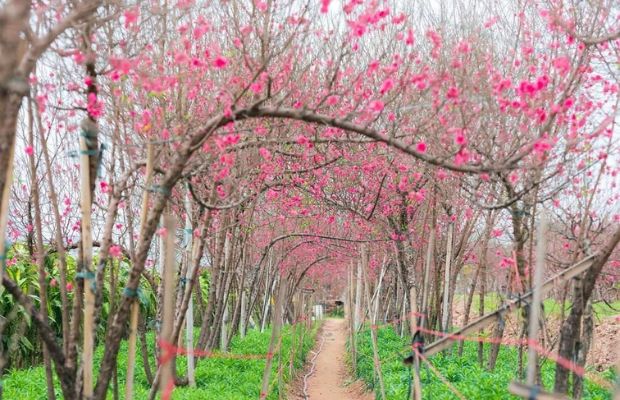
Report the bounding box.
[37,104,70,354]
[442,221,454,333]
[28,100,56,400]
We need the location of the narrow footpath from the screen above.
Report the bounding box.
[303,318,373,400]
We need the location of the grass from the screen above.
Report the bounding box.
[457,293,620,319]
[353,326,614,400]
[2,323,318,399]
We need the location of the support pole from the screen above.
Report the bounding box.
[160,214,176,395]
[527,214,547,386]
[125,143,154,400]
[184,188,196,387]
[259,277,287,399]
[361,245,386,400]
[409,285,422,400]
[442,219,454,333]
[79,120,96,399]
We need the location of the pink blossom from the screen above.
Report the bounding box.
[255,0,268,12]
[484,16,499,28]
[213,56,229,69]
[320,0,331,13]
[563,97,574,110]
[552,56,571,76]
[368,100,384,113]
[454,134,467,145]
[416,142,427,153]
[109,245,122,259]
[259,147,272,161]
[326,95,339,105]
[99,181,109,193]
[509,171,519,185]
[73,51,85,64]
[296,135,309,145]
[379,78,394,94]
[216,167,229,181]
[216,185,226,198]
[25,146,34,156]
[405,29,414,46]
[408,190,425,202]
[446,86,459,99]
[533,139,551,153]
[157,227,168,237]
[392,13,406,24]
[250,82,263,94]
[123,8,139,28]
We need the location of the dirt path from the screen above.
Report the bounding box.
[301,318,373,400]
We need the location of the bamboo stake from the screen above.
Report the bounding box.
[80,119,96,398]
[0,133,14,280]
[160,214,176,394]
[348,260,357,372]
[355,258,363,331]
[615,341,620,400]
[421,211,435,328]
[259,277,287,399]
[442,220,454,333]
[125,142,154,400]
[409,285,422,400]
[361,245,386,400]
[526,214,547,385]
[183,188,196,387]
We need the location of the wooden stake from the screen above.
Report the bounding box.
[527,214,547,386]
[348,260,357,372]
[409,285,422,400]
[160,214,176,394]
[183,188,196,387]
[354,258,363,331]
[125,142,154,400]
[0,139,14,276]
[361,245,386,400]
[509,215,553,400]
[259,277,287,399]
[420,211,435,329]
[442,220,454,333]
[79,120,96,399]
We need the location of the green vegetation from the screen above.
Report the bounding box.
[3,324,318,399]
[353,326,614,400]
[457,293,620,319]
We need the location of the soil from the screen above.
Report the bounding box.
[288,318,373,400]
[452,299,619,370]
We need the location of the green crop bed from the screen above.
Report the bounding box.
[353,326,614,400]
[2,323,318,399]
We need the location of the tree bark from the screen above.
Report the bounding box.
[554,226,620,393]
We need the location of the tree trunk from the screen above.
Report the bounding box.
[555,226,620,393]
